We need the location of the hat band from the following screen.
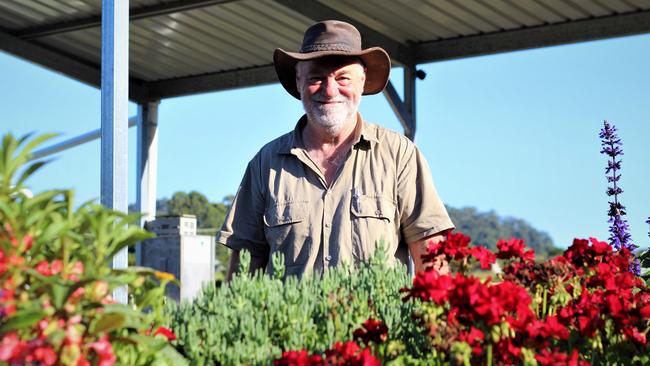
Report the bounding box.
[300,43,357,53]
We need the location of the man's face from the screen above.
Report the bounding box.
[296,57,366,135]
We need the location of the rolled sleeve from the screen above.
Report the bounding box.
[397,145,454,244]
[217,156,269,259]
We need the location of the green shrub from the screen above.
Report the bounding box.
[165,247,427,365]
[0,133,187,365]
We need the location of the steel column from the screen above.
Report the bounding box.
[101,0,129,304]
[135,101,160,266]
[403,66,416,141]
[383,66,418,141]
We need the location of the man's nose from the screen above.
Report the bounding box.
[321,77,339,98]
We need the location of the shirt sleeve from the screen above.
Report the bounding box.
[217,155,269,259]
[397,144,455,243]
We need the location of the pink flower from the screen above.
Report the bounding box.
[87,334,116,366]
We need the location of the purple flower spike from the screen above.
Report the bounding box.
[599,120,639,274]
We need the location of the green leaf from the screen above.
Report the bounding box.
[90,312,126,334]
[50,282,69,309]
[0,309,46,333]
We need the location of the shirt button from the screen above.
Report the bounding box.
[325,255,332,261]
[375,210,381,216]
[325,223,331,228]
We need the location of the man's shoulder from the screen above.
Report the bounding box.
[362,120,416,152]
[250,129,294,164]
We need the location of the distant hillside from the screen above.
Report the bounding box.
[446,206,561,257]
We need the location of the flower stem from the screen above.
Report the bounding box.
[487,343,493,366]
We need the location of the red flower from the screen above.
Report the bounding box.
[401,270,453,304]
[33,345,57,366]
[275,350,322,366]
[470,246,496,269]
[496,238,535,263]
[536,348,588,366]
[422,231,472,263]
[35,260,52,276]
[153,326,177,341]
[324,341,380,366]
[458,326,484,355]
[353,318,388,345]
[87,334,116,366]
[0,332,27,363]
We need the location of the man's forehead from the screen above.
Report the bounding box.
[296,57,364,75]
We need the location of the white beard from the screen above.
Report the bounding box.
[302,96,359,135]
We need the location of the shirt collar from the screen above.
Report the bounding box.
[278,113,378,155]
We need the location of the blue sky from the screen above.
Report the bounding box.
[2,33,649,250]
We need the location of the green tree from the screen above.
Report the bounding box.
[446,206,560,257]
[166,191,227,229]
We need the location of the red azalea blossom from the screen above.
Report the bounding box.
[353,318,388,345]
[153,326,177,341]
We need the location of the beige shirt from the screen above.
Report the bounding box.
[218,115,454,277]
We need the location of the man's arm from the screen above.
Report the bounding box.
[408,232,449,274]
[226,250,269,281]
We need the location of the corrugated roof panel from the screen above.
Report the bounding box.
[393,0,480,36]
[163,11,264,66]
[565,0,611,16]
[47,27,170,81]
[459,0,521,29]
[596,0,636,13]
[319,0,413,42]
[131,19,221,76]
[219,0,309,51]
[516,0,567,23]
[488,0,546,27]
[366,1,456,39]
[426,0,500,34]
[177,8,272,63]
[542,0,590,20]
[36,30,99,64]
[142,16,249,69]
[624,0,650,10]
[0,1,51,26]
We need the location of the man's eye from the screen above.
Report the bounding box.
[308,78,322,84]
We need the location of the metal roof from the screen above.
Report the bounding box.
[2,0,650,103]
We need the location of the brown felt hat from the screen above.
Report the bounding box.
[274,20,391,100]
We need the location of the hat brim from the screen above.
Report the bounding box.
[273,47,391,100]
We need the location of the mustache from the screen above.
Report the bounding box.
[310,96,350,103]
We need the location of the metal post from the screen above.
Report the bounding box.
[101,0,129,304]
[136,101,160,266]
[404,66,416,141]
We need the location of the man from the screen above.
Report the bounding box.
[218,20,454,279]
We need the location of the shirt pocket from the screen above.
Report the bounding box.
[264,201,311,265]
[350,194,397,262]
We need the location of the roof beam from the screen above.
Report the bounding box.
[414,10,650,64]
[0,30,148,103]
[273,0,414,66]
[146,65,278,100]
[15,0,235,40]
